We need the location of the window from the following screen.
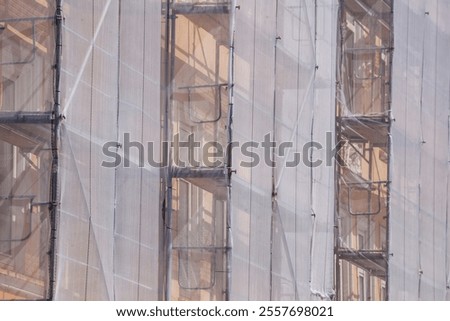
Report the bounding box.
[358,233,364,250]
[358,272,366,301]
[380,280,386,300]
[0,142,13,255]
[0,78,15,111]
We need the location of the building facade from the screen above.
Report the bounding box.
[0,0,449,300]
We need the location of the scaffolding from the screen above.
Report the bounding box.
[0,0,61,299]
[0,0,449,302]
[161,0,234,300]
[335,0,393,301]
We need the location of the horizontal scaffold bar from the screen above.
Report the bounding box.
[0,112,54,124]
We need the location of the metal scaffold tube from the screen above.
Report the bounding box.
[225,0,236,301]
[385,0,394,301]
[48,0,63,300]
[163,0,175,301]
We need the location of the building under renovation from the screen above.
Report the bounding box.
[0,0,449,300]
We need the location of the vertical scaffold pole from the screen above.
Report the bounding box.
[225,0,237,301]
[48,0,63,300]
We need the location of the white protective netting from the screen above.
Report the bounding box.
[390,0,450,300]
[0,0,449,301]
[56,0,161,300]
[230,0,337,300]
